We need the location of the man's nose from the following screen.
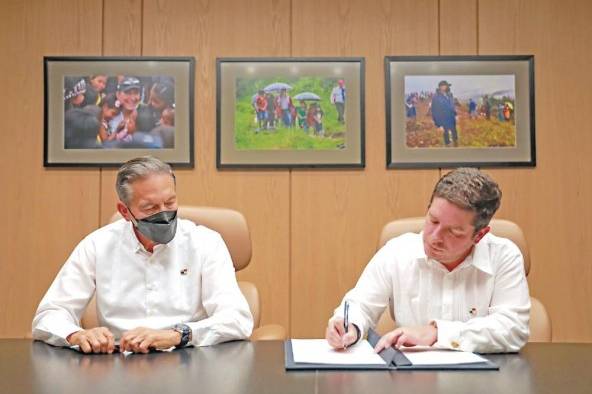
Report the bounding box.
[431,225,445,243]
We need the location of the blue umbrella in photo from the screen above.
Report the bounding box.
[264,82,292,92]
[293,92,321,101]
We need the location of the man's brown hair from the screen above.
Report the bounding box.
[429,167,502,232]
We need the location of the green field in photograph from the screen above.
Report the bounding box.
[234,77,346,150]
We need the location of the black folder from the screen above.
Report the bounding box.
[284,329,499,371]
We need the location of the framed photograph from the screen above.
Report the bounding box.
[44,56,195,167]
[385,55,535,168]
[216,58,365,168]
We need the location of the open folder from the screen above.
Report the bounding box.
[284,329,498,371]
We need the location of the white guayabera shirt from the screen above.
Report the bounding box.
[332,232,531,353]
[32,219,254,347]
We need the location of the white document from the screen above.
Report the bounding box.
[401,348,487,365]
[291,339,387,365]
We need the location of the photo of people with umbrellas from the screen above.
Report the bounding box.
[404,75,516,148]
[235,77,346,150]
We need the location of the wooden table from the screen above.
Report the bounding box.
[1,340,591,394]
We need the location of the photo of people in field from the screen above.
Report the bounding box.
[404,75,516,148]
[234,77,347,150]
[63,75,175,149]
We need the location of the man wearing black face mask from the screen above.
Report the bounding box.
[32,156,253,354]
[127,209,178,245]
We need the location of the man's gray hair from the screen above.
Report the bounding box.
[116,156,175,205]
[429,167,502,232]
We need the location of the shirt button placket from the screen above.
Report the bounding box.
[145,254,158,316]
[442,274,454,320]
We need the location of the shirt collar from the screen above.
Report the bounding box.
[121,220,147,253]
[122,219,173,254]
[470,235,493,275]
[448,236,493,275]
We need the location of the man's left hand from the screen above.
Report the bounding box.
[119,327,181,353]
[374,324,437,353]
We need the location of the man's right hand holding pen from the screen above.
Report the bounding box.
[325,318,358,349]
[325,301,360,349]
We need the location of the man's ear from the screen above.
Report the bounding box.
[117,202,132,222]
[473,226,490,244]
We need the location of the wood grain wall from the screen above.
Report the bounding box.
[1,0,590,342]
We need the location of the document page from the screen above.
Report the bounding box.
[401,348,488,365]
[291,339,387,365]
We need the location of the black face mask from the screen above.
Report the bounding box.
[129,209,178,244]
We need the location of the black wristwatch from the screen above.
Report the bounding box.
[173,324,192,347]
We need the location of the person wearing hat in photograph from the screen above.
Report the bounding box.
[431,80,459,147]
[330,79,346,123]
[108,76,142,143]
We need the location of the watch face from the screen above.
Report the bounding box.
[175,324,191,346]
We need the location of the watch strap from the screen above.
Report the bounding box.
[173,324,191,347]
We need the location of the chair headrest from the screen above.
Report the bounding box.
[379,217,530,276]
[110,205,252,271]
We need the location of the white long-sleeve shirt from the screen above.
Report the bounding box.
[330,86,346,104]
[32,218,254,347]
[332,232,530,353]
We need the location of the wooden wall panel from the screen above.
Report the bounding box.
[479,0,592,342]
[140,0,292,331]
[0,0,102,338]
[290,0,441,338]
[439,0,478,54]
[103,0,143,55]
[99,0,142,225]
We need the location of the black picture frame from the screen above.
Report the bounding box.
[44,56,195,167]
[216,57,365,169]
[385,55,535,169]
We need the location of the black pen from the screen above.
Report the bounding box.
[343,301,349,349]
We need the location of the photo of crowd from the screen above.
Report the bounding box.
[404,75,517,148]
[234,77,346,150]
[63,75,175,149]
